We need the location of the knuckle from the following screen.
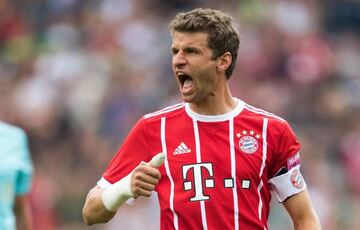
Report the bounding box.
[144,192,151,197]
[132,171,140,178]
[133,181,142,188]
[133,172,145,181]
[133,188,141,194]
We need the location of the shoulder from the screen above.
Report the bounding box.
[0,122,28,154]
[143,102,185,121]
[242,103,286,124]
[0,122,27,139]
[240,102,300,146]
[242,103,285,122]
[240,102,291,134]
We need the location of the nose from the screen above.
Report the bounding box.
[172,50,187,68]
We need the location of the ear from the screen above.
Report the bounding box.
[216,52,232,73]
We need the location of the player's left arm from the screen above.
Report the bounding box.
[282,189,321,230]
[14,194,33,230]
[269,120,321,229]
[14,129,34,230]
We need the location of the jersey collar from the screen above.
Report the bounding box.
[185,98,244,122]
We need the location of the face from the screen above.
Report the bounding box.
[171,31,221,104]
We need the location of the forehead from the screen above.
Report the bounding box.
[171,31,209,48]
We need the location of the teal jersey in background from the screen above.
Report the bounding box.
[0,122,33,230]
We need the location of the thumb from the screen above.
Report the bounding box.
[148,152,166,168]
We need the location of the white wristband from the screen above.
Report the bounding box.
[101,153,165,212]
[101,173,134,212]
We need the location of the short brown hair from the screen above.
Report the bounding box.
[169,8,240,79]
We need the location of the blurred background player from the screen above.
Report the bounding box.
[0,121,34,230]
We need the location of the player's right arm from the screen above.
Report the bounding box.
[82,186,116,225]
[82,153,165,225]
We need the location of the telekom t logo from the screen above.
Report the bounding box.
[182,163,214,202]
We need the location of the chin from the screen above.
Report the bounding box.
[181,95,194,103]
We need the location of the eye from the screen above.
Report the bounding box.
[184,48,197,54]
[171,48,179,55]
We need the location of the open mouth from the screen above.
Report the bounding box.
[177,72,193,87]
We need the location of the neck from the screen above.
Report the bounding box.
[189,85,237,115]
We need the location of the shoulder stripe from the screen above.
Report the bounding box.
[244,104,285,121]
[144,103,185,119]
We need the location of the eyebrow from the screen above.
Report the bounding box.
[184,46,201,53]
[171,46,201,54]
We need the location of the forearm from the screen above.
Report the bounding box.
[293,204,321,230]
[284,190,321,230]
[82,186,116,225]
[82,153,165,225]
[15,195,33,230]
[293,213,321,230]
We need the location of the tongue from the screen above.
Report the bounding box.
[182,79,193,92]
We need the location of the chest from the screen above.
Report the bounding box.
[165,122,230,165]
[157,119,268,186]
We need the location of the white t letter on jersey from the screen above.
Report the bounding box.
[182,163,214,202]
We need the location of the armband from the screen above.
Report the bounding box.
[269,165,307,202]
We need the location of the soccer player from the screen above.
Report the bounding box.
[82,8,320,229]
[0,121,34,230]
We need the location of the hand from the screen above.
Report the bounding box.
[130,153,165,198]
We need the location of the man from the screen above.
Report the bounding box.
[0,121,33,230]
[83,8,320,229]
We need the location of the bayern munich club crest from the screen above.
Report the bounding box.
[290,168,305,189]
[237,130,260,154]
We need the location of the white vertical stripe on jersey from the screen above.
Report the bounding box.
[229,118,239,230]
[257,118,268,220]
[161,117,179,230]
[193,119,208,230]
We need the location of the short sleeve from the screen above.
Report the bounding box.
[16,131,33,195]
[269,121,306,202]
[270,121,301,177]
[99,117,152,188]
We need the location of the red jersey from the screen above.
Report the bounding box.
[98,98,306,230]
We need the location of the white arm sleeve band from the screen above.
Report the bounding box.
[101,173,134,212]
[269,165,307,202]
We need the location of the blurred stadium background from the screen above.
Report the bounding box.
[0,0,359,229]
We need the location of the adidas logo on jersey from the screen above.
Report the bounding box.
[173,142,191,155]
